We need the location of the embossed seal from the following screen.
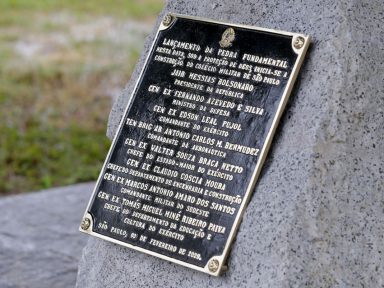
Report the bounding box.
[219,27,235,48]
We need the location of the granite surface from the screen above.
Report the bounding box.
[77,0,384,287]
[0,183,93,288]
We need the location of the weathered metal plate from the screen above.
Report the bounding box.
[80,14,310,276]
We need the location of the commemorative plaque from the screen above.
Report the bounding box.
[80,14,310,276]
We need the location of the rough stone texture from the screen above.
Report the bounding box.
[0,183,93,288]
[77,0,384,287]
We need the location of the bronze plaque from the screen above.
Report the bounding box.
[80,14,310,276]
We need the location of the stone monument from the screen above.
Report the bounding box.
[76,0,384,287]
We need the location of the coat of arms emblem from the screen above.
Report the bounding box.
[219,27,235,48]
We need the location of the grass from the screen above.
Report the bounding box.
[0,0,163,194]
[0,0,164,24]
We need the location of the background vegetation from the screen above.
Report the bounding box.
[0,0,163,194]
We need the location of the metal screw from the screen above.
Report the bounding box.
[208,259,220,273]
[81,217,91,230]
[293,36,305,49]
[162,14,173,27]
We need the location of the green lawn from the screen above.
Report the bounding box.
[0,0,164,20]
[0,0,163,194]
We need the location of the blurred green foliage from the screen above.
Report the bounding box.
[0,0,163,194]
[0,0,164,21]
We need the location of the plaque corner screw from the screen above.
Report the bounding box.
[208,259,220,273]
[293,36,305,49]
[162,14,173,27]
[81,217,91,230]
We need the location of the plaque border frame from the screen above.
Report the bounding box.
[80,13,311,276]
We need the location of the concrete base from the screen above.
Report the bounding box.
[0,183,93,288]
